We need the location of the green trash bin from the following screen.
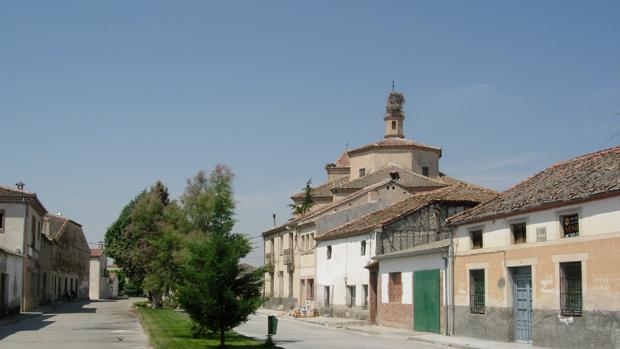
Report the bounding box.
[268,315,278,335]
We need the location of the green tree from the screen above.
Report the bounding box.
[143,201,189,308]
[177,166,264,348]
[104,181,177,306]
[289,179,314,215]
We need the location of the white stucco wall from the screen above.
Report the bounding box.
[0,203,26,256]
[378,253,447,304]
[0,252,24,312]
[316,233,376,306]
[454,196,620,253]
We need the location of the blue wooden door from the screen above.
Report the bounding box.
[514,270,532,342]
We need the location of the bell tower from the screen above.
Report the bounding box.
[384,91,405,138]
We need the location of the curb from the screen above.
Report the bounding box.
[407,336,474,349]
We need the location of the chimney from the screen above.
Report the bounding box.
[16,181,25,190]
[389,172,400,181]
[272,214,277,227]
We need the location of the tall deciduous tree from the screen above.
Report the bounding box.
[104,181,179,306]
[178,166,264,348]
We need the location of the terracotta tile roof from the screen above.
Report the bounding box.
[291,176,350,199]
[261,218,300,237]
[333,164,446,191]
[448,145,620,225]
[90,248,102,258]
[0,185,47,215]
[316,183,497,241]
[347,138,441,156]
[46,215,70,240]
[297,178,406,226]
[329,151,350,168]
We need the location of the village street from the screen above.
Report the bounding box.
[236,313,451,349]
[0,298,148,349]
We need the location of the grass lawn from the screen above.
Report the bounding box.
[135,303,271,349]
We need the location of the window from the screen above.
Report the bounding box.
[422,166,429,177]
[326,246,332,260]
[31,217,36,248]
[470,269,485,314]
[388,272,402,303]
[561,214,579,238]
[391,120,397,130]
[512,223,526,244]
[0,210,4,232]
[359,168,366,177]
[471,230,483,249]
[324,286,331,307]
[346,285,356,307]
[362,284,369,309]
[307,279,314,300]
[560,262,582,316]
[279,235,284,255]
[361,241,366,256]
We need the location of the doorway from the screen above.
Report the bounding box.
[413,269,440,333]
[511,266,532,343]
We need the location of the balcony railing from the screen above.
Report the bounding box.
[379,229,452,255]
[282,248,294,265]
[265,252,274,268]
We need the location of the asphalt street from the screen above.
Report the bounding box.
[236,313,451,349]
[0,298,148,349]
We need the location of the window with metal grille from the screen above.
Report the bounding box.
[361,241,366,256]
[560,262,582,316]
[512,223,526,244]
[471,230,483,249]
[362,284,369,309]
[470,269,485,314]
[561,214,579,238]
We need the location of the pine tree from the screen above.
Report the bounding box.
[289,179,314,215]
[178,166,264,348]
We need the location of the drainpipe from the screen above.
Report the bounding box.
[442,251,449,336]
[450,229,456,336]
[21,200,29,312]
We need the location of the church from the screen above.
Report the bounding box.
[261,90,491,320]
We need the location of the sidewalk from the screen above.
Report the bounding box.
[256,308,543,349]
[0,303,59,327]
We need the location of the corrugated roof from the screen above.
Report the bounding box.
[448,145,620,225]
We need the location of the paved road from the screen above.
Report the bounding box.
[0,298,148,349]
[236,314,450,349]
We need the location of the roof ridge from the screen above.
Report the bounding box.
[0,185,34,195]
[547,145,620,170]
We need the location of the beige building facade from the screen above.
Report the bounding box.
[449,146,620,348]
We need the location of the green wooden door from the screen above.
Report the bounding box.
[414,269,440,333]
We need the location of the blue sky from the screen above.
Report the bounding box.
[1,1,618,264]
